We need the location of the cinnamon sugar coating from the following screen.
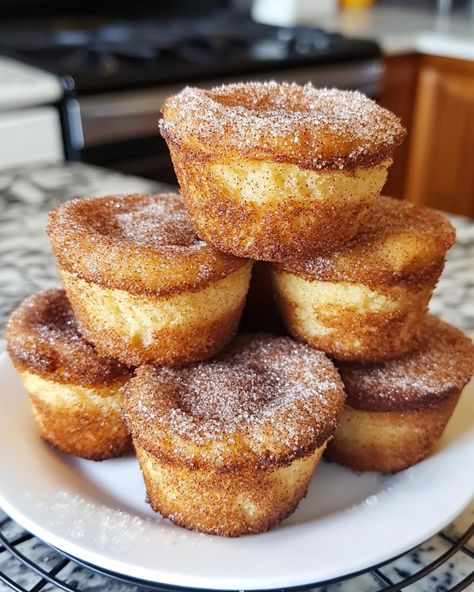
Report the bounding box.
[122,334,345,471]
[272,279,436,362]
[337,316,474,412]
[6,290,131,387]
[136,444,324,536]
[63,270,249,367]
[326,393,461,472]
[47,193,246,296]
[277,196,455,289]
[166,154,387,261]
[160,82,405,171]
[25,374,132,461]
[161,83,403,262]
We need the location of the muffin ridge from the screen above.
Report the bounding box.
[160,82,405,170]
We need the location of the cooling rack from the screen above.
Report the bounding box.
[0,504,473,592]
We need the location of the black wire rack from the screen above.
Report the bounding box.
[0,505,473,592]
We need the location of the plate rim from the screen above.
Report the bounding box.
[2,484,472,591]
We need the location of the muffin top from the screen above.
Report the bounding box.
[123,333,345,470]
[160,82,405,170]
[47,193,246,295]
[278,196,455,288]
[53,193,199,248]
[337,316,474,412]
[6,289,131,387]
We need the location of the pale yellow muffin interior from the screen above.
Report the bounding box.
[272,270,432,358]
[61,263,251,348]
[20,370,130,460]
[209,158,391,206]
[136,443,325,536]
[326,396,460,472]
[61,263,251,346]
[21,371,125,412]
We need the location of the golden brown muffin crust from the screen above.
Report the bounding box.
[137,445,323,536]
[47,193,246,296]
[170,156,383,261]
[65,276,247,367]
[277,196,455,289]
[160,82,405,171]
[123,334,345,470]
[6,289,131,387]
[275,288,431,362]
[337,316,474,412]
[29,388,132,461]
[326,393,461,472]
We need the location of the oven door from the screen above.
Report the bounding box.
[79,59,382,182]
[0,106,64,169]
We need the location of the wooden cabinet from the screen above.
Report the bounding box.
[380,54,419,199]
[405,55,474,217]
[381,53,474,216]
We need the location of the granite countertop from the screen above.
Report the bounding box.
[304,6,474,59]
[0,161,473,592]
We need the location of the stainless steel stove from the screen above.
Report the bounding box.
[0,6,382,182]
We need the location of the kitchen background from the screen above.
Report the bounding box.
[0,0,473,215]
[0,2,473,592]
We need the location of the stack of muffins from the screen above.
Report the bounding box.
[6,82,474,537]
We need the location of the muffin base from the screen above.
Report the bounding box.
[136,444,325,536]
[272,271,435,361]
[20,370,131,461]
[170,147,390,261]
[61,264,252,366]
[326,393,461,472]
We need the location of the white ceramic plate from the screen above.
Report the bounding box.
[0,352,473,591]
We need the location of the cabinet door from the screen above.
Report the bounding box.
[380,54,419,199]
[406,56,474,217]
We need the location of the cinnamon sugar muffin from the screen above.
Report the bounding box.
[326,316,474,472]
[122,334,345,536]
[6,290,132,460]
[160,82,405,261]
[271,196,455,361]
[48,193,252,366]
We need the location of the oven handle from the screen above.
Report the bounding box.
[79,59,382,146]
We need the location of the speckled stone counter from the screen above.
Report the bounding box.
[0,162,473,592]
